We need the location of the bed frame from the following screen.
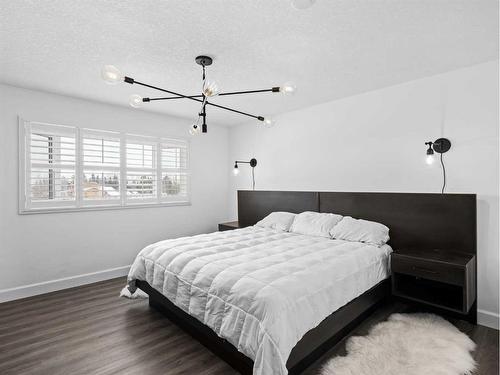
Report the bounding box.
[137,190,477,374]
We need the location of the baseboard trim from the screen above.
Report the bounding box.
[478,309,500,330]
[0,265,130,303]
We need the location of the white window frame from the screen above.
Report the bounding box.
[18,117,191,214]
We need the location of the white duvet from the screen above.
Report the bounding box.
[127,226,392,375]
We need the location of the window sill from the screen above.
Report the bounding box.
[18,200,191,215]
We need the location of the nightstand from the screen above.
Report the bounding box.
[218,221,241,231]
[391,249,476,316]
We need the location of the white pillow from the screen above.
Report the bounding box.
[255,212,296,232]
[330,216,389,246]
[290,211,343,238]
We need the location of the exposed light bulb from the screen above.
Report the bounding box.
[291,0,316,10]
[280,82,297,96]
[233,165,240,176]
[203,80,220,97]
[263,117,276,128]
[189,124,200,136]
[129,94,143,108]
[101,65,123,85]
[426,154,435,165]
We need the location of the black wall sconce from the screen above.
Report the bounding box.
[233,158,257,190]
[424,138,451,194]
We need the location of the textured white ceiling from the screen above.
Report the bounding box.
[0,0,498,126]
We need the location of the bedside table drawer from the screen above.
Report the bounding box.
[392,256,464,286]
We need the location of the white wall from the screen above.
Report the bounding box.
[1,61,498,328]
[228,61,499,328]
[0,84,229,295]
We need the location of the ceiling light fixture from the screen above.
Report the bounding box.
[291,0,316,10]
[101,56,295,135]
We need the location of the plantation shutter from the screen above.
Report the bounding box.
[81,129,121,205]
[125,135,157,202]
[20,121,191,213]
[160,139,190,202]
[24,121,77,209]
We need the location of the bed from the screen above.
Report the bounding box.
[127,190,477,375]
[128,226,392,375]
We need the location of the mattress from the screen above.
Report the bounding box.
[127,226,392,375]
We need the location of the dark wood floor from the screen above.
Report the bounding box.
[0,277,498,375]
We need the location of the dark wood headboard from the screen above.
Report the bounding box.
[237,190,476,254]
[238,190,319,224]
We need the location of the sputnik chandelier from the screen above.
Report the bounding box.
[101,56,296,135]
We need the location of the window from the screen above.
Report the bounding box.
[19,119,190,213]
[126,136,157,202]
[23,122,77,210]
[161,140,189,201]
[82,129,121,205]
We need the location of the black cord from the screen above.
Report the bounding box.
[440,152,446,194]
[251,167,255,190]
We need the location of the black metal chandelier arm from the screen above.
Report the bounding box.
[145,95,203,101]
[143,87,280,101]
[126,77,204,105]
[219,87,280,96]
[125,76,265,121]
[205,101,264,121]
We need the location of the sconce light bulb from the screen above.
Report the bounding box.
[426,154,435,165]
[233,166,240,176]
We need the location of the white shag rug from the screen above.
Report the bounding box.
[321,313,476,375]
